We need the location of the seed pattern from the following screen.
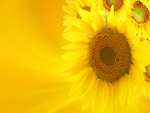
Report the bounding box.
[89,28,131,81]
[103,0,124,11]
[132,1,149,24]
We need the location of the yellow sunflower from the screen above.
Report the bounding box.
[130,40,150,98]
[62,5,150,113]
[125,0,150,41]
[2,0,150,113]
[98,0,132,18]
[63,0,101,32]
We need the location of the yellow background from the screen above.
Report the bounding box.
[0,0,77,113]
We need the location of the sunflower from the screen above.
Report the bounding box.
[125,0,150,41]
[2,0,150,113]
[98,0,132,18]
[130,40,150,98]
[63,0,101,32]
[62,5,150,113]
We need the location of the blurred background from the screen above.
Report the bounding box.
[0,0,78,113]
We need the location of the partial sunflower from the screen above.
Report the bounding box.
[98,0,132,18]
[129,40,150,98]
[62,5,150,113]
[63,0,101,32]
[123,95,150,113]
[125,0,150,42]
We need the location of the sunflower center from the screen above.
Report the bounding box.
[103,0,123,11]
[100,47,116,65]
[132,1,149,24]
[147,66,150,76]
[107,0,115,6]
[144,65,150,82]
[89,28,131,82]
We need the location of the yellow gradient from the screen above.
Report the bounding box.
[0,0,75,113]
